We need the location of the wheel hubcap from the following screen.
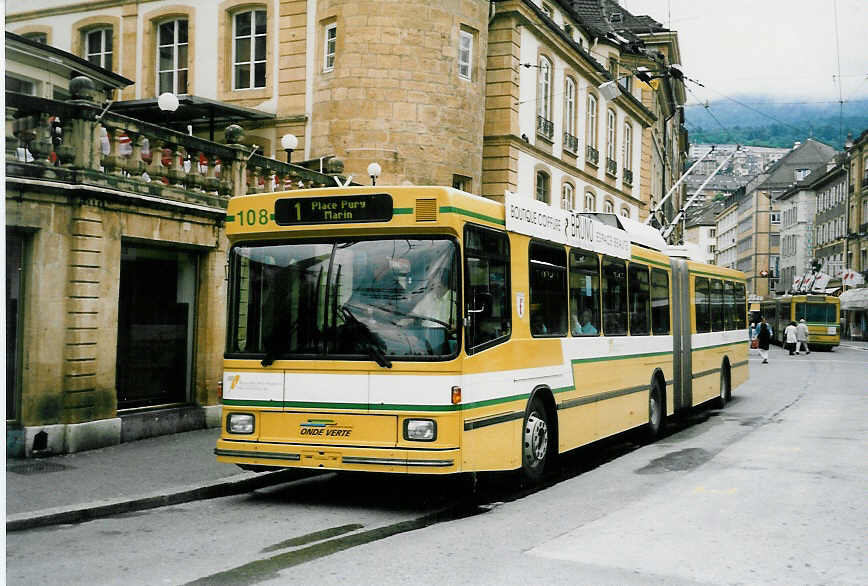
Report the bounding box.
[524,412,548,465]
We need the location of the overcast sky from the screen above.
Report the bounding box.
[624,0,868,105]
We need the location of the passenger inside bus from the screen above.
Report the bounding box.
[572,309,598,335]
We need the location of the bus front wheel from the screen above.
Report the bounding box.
[521,397,550,482]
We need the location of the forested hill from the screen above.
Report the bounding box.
[684,96,868,150]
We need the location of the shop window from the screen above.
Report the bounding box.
[116,246,197,408]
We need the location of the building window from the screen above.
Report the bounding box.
[86,28,113,71]
[324,22,337,72]
[452,174,471,192]
[458,29,473,80]
[562,183,575,210]
[794,168,811,181]
[604,200,614,214]
[622,122,632,170]
[584,191,596,212]
[23,32,48,44]
[770,211,780,224]
[6,75,36,95]
[157,19,189,94]
[233,10,266,89]
[586,94,598,149]
[620,206,630,218]
[709,227,717,238]
[537,56,552,129]
[563,77,576,151]
[535,170,550,203]
[606,109,617,171]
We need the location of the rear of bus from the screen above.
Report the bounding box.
[216,186,472,474]
[795,295,840,349]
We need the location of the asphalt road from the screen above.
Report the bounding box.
[7,346,867,585]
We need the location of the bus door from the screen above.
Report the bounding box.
[670,259,692,413]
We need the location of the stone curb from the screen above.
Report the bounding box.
[6,469,299,532]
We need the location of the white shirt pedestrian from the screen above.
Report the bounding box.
[785,322,799,355]
[796,319,810,354]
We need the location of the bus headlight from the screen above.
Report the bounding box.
[404,419,437,441]
[227,413,254,434]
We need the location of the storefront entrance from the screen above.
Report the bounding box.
[116,245,197,409]
[6,232,24,421]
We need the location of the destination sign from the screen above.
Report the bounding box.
[274,193,393,225]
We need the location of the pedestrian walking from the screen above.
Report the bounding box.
[796,318,810,354]
[756,317,772,364]
[784,320,798,355]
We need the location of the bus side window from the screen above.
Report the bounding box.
[569,249,600,336]
[601,257,627,335]
[628,263,650,335]
[651,268,670,335]
[464,225,511,354]
[710,278,724,331]
[734,283,746,329]
[529,241,567,337]
[695,276,710,333]
[723,281,735,330]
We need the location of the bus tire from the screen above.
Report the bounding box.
[715,365,731,409]
[643,379,664,442]
[521,397,550,482]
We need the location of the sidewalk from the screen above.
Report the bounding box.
[839,338,868,350]
[5,427,299,531]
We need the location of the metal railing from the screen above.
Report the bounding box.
[606,157,617,176]
[586,145,599,164]
[536,115,553,140]
[6,80,343,211]
[623,168,633,185]
[563,132,578,153]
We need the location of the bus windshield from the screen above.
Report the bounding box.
[227,237,459,363]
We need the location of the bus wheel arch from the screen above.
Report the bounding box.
[521,386,557,482]
[716,358,732,409]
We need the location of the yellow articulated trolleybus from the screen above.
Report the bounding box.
[759,294,840,349]
[216,186,749,481]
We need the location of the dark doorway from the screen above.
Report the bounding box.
[116,246,196,409]
[6,232,24,420]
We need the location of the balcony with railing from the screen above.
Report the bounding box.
[563,132,578,154]
[5,77,344,216]
[586,145,599,165]
[623,168,633,185]
[536,115,554,141]
[606,157,617,177]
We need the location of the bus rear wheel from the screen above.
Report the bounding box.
[643,380,664,442]
[521,397,550,482]
[715,367,731,409]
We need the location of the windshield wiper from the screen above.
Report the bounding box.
[340,306,392,368]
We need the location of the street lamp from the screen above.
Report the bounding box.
[367,162,381,186]
[280,133,298,163]
[157,92,179,113]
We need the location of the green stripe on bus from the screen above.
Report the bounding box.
[570,350,672,365]
[689,268,746,282]
[693,340,748,351]
[631,255,670,269]
[439,206,506,226]
[393,208,413,215]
